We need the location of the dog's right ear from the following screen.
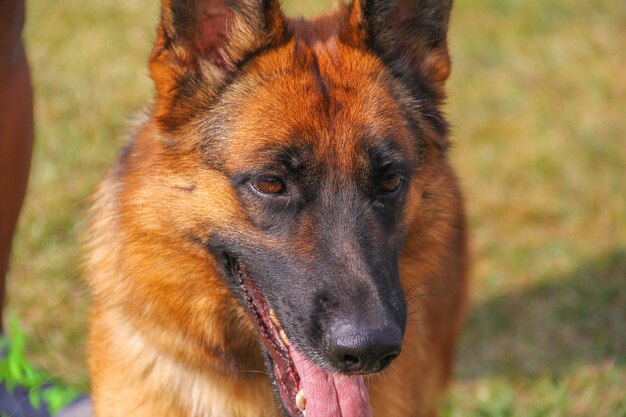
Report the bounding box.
[149,0,287,132]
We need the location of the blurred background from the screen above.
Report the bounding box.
[6,0,625,415]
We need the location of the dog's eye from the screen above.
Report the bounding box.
[380,174,402,194]
[252,176,285,195]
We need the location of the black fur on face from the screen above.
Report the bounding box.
[208,132,411,373]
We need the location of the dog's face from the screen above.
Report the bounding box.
[213,61,413,414]
[133,0,453,415]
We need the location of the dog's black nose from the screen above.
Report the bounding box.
[326,321,402,374]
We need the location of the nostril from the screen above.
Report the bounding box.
[341,354,361,370]
[376,351,399,370]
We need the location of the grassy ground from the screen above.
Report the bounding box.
[7,0,625,414]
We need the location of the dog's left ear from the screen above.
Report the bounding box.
[342,0,453,99]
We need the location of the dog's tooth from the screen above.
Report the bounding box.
[269,309,292,346]
[296,389,306,412]
[270,309,279,326]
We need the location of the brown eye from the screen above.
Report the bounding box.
[252,176,285,195]
[380,174,402,194]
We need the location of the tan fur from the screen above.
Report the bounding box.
[87,1,467,416]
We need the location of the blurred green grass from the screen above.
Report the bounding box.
[8,0,626,415]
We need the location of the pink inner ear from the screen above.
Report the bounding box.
[196,0,233,67]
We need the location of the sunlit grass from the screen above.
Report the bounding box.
[9,0,625,413]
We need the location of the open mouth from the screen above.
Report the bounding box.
[227,257,373,417]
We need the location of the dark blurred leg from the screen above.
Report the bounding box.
[0,0,34,332]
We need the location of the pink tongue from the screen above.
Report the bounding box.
[290,349,372,417]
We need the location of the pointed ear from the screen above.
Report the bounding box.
[342,0,453,98]
[149,0,287,131]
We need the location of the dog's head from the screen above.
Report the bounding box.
[122,0,454,415]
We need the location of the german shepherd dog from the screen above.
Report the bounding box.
[86,0,467,416]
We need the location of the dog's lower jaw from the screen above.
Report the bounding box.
[225,258,374,417]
